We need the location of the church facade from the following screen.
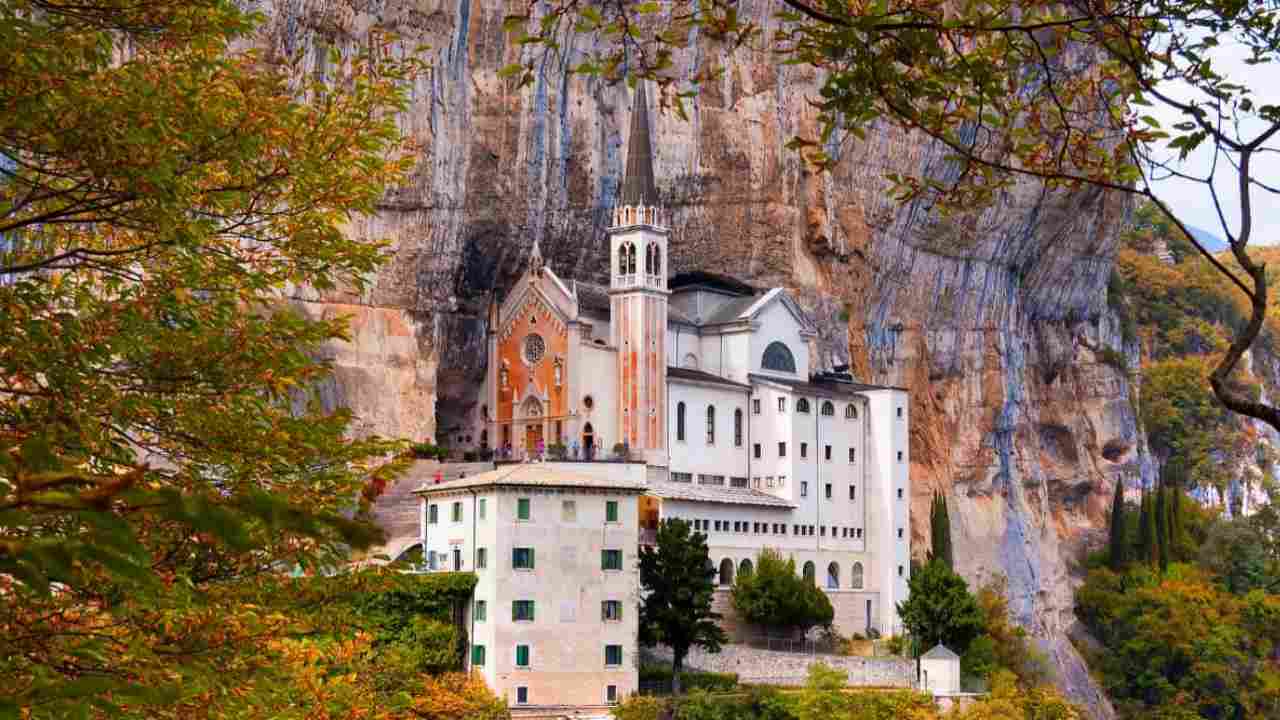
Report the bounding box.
[440,83,911,709]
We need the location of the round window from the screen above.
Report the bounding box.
[523,333,546,366]
[583,395,595,410]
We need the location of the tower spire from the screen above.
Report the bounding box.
[529,236,544,276]
[620,82,658,207]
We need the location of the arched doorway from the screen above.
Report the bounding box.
[522,396,543,457]
[582,422,595,459]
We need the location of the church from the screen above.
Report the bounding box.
[425,83,911,710]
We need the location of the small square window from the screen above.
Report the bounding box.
[516,686,529,704]
[898,528,904,538]
[513,547,535,569]
[820,526,826,537]
[848,448,856,463]
[478,497,487,519]
[857,528,863,539]
[451,501,463,523]
[475,600,487,622]
[428,504,439,524]
[603,600,623,621]
[752,398,761,414]
[517,497,531,520]
[513,600,535,622]
[897,488,904,499]
[824,445,832,461]
[562,500,577,521]
[602,549,623,571]
[605,644,623,667]
[472,644,486,666]
[607,685,619,705]
[849,485,856,500]
[792,524,799,535]
[897,407,903,418]
[777,397,786,413]
[897,451,904,462]
[477,547,487,569]
[606,500,619,522]
[753,443,762,459]
[801,442,808,458]
[778,442,787,457]
[825,483,832,499]
[800,481,808,497]
[898,565,904,576]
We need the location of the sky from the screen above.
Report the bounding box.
[1145,38,1280,247]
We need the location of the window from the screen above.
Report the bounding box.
[451,502,462,522]
[825,483,832,499]
[426,550,437,570]
[800,442,808,458]
[778,475,786,487]
[752,398,761,414]
[897,406,903,418]
[676,402,686,441]
[848,448,856,463]
[606,500,619,522]
[898,565,904,577]
[671,472,692,483]
[777,397,786,413]
[698,474,725,486]
[516,686,529,704]
[562,500,577,521]
[765,476,774,488]
[800,481,808,497]
[898,528,904,538]
[897,451,904,462]
[897,488,904,499]
[517,498,531,520]
[607,685,619,705]
[706,406,716,444]
[478,498,486,519]
[824,445,832,461]
[762,341,797,373]
[826,562,840,589]
[452,547,462,571]
[472,644,486,666]
[802,561,816,584]
[603,600,623,621]
[718,558,734,586]
[513,601,535,622]
[849,486,857,500]
[428,504,438,524]
[846,404,857,419]
[734,409,743,446]
[822,401,835,416]
[605,644,623,667]
[796,398,811,413]
[753,443,762,459]
[477,548,488,569]
[475,600,487,622]
[602,549,623,570]
[513,547,535,569]
[820,526,826,537]
[857,528,863,539]
[852,562,864,589]
[778,442,786,457]
[730,477,748,488]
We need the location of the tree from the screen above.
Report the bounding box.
[731,548,834,636]
[1137,490,1158,568]
[1109,478,1128,571]
[0,2,420,715]
[638,518,728,694]
[896,560,986,655]
[1155,482,1170,572]
[506,0,1280,436]
[930,491,954,570]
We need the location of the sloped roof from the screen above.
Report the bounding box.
[574,280,612,315]
[668,271,757,295]
[922,644,960,661]
[748,373,905,395]
[620,83,659,206]
[646,480,795,508]
[415,463,647,494]
[701,295,764,325]
[667,366,751,390]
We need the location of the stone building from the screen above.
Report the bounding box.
[417,83,912,712]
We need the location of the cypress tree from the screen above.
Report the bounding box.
[1137,490,1156,567]
[929,491,954,570]
[1108,477,1127,571]
[940,494,954,570]
[1169,488,1184,562]
[1156,482,1170,572]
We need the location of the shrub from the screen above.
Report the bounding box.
[611,694,667,720]
[548,442,567,459]
[639,665,738,693]
[732,549,834,634]
[411,442,448,460]
[613,442,629,460]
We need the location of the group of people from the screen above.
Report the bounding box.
[492,437,604,462]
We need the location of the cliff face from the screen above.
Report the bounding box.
[254,1,1136,715]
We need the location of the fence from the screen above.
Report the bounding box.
[740,634,844,656]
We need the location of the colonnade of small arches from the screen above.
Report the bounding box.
[715,557,864,590]
[612,204,663,227]
[616,240,664,279]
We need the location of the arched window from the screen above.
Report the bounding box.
[846,404,858,419]
[734,409,743,447]
[682,353,699,369]
[654,244,663,276]
[739,558,754,578]
[706,406,716,445]
[796,398,811,414]
[761,341,796,373]
[821,401,835,416]
[676,402,686,442]
[851,562,864,589]
[826,562,840,589]
[719,558,735,586]
[802,561,816,585]
[627,242,637,275]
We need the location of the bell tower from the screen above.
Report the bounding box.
[610,82,668,463]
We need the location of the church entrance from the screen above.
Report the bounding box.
[582,423,595,460]
[522,397,544,459]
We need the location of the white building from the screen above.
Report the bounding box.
[428,82,911,711]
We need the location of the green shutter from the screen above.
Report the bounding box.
[472,644,485,666]
[529,601,535,622]
[606,501,618,522]
[512,601,518,621]
[517,498,530,520]
[516,644,529,666]
[601,550,607,570]
[529,548,534,568]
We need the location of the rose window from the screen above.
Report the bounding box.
[523,333,546,366]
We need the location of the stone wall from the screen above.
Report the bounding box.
[646,644,914,688]
[711,588,889,642]
[370,460,495,560]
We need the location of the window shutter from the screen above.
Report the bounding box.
[529,602,535,622]
[529,548,535,568]
[512,601,518,621]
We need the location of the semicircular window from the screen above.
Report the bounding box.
[761,341,796,373]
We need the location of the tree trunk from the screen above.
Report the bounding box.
[672,649,684,695]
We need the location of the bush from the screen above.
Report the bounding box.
[610,695,667,720]
[411,442,448,460]
[548,442,567,459]
[613,442,629,460]
[732,549,834,634]
[639,665,738,693]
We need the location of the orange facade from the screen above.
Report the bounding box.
[494,290,569,452]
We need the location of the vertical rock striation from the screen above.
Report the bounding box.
[252,2,1142,714]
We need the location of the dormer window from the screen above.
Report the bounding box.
[761,341,796,373]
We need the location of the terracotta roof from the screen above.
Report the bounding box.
[646,480,795,508]
[666,366,751,390]
[414,463,647,494]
